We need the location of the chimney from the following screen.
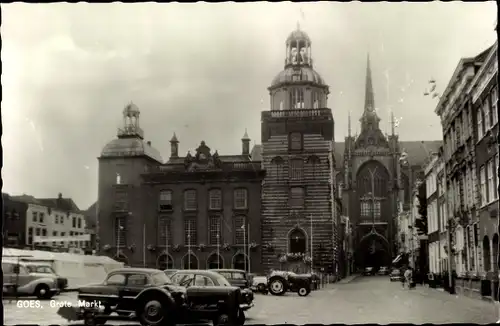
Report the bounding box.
[241,129,250,155]
[58,193,63,199]
[147,141,151,146]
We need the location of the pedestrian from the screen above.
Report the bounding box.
[401,267,407,288]
[404,267,412,289]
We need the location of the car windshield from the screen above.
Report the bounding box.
[151,272,173,285]
[214,274,232,286]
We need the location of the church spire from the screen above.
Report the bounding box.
[364,53,375,113]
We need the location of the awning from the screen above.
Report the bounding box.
[392,254,403,264]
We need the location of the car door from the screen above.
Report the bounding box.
[121,273,149,311]
[190,274,217,306]
[103,273,126,309]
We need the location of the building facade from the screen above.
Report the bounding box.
[97,104,266,271]
[2,193,28,248]
[468,41,498,298]
[425,153,440,274]
[337,56,441,271]
[434,42,496,298]
[251,27,339,274]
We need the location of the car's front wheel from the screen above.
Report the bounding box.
[297,287,310,297]
[34,284,51,300]
[137,299,174,326]
[269,278,286,296]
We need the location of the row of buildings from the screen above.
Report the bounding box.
[2,192,96,254]
[95,26,441,275]
[398,41,498,300]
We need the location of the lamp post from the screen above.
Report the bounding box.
[165,221,169,269]
[216,230,220,269]
[116,220,124,259]
[187,223,191,270]
[241,224,247,272]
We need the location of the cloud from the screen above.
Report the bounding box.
[2,2,497,208]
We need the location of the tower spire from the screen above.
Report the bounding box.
[364,53,375,113]
[390,111,395,136]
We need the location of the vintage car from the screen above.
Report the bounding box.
[210,269,255,305]
[267,270,311,296]
[171,269,253,316]
[363,267,375,275]
[2,260,60,299]
[23,263,69,290]
[58,268,244,326]
[250,275,269,294]
[378,266,390,275]
[390,269,403,282]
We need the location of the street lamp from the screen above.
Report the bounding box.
[116,220,124,259]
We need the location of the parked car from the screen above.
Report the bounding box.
[267,270,311,296]
[378,266,390,275]
[23,263,68,290]
[58,268,244,326]
[210,269,255,306]
[2,260,59,299]
[363,267,374,275]
[390,269,403,282]
[164,269,179,277]
[172,269,253,316]
[250,275,268,294]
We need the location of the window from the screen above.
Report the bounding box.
[35,228,41,236]
[290,88,304,109]
[42,229,47,237]
[184,219,197,246]
[194,275,214,286]
[480,166,487,206]
[484,100,491,131]
[361,201,370,217]
[106,274,126,285]
[115,216,126,247]
[77,218,82,229]
[290,187,305,208]
[209,216,222,245]
[234,188,248,209]
[209,189,222,210]
[289,132,302,150]
[39,213,45,223]
[373,201,381,219]
[234,216,246,245]
[28,227,33,245]
[159,190,173,211]
[32,212,37,222]
[488,160,496,202]
[313,92,319,109]
[184,190,197,211]
[114,189,129,211]
[496,154,499,200]
[127,274,148,286]
[289,158,304,180]
[52,231,57,236]
[159,216,172,247]
[270,156,284,182]
[60,215,64,225]
[492,88,498,125]
[477,109,483,139]
[72,217,76,228]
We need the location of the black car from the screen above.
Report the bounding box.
[210,269,255,307]
[57,268,244,326]
[363,267,375,275]
[171,269,253,319]
[267,271,312,296]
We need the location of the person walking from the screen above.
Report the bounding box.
[401,266,407,288]
[404,267,413,289]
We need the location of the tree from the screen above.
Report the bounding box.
[415,181,427,235]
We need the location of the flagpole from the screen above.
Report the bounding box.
[165,221,169,269]
[242,223,247,272]
[188,223,191,270]
[310,214,314,273]
[247,223,251,274]
[143,224,146,268]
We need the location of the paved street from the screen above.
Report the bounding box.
[3,276,499,324]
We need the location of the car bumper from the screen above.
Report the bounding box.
[240,303,254,311]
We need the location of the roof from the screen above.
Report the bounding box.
[36,197,81,213]
[210,269,246,273]
[172,269,221,276]
[110,268,161,274]
[10,194,44,205]
[251,140,442,170]
[286,29,311,44]
[270,66,326,89]
[84,202,97,228]
[166,154,253,165]
[101,137,163,163]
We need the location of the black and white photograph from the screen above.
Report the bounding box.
[2,2,499,325]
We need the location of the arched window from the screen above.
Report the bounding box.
[232,253,248,271]
[270,156,284,182]
[288,228,306,254]
[182,253,198,270]
[208,189,222,210]
[493,234,499,271]
[307,155,321,179]
[207,253,224,269]
[157,254,174,270]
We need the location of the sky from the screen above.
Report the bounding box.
[2,2,497,210]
